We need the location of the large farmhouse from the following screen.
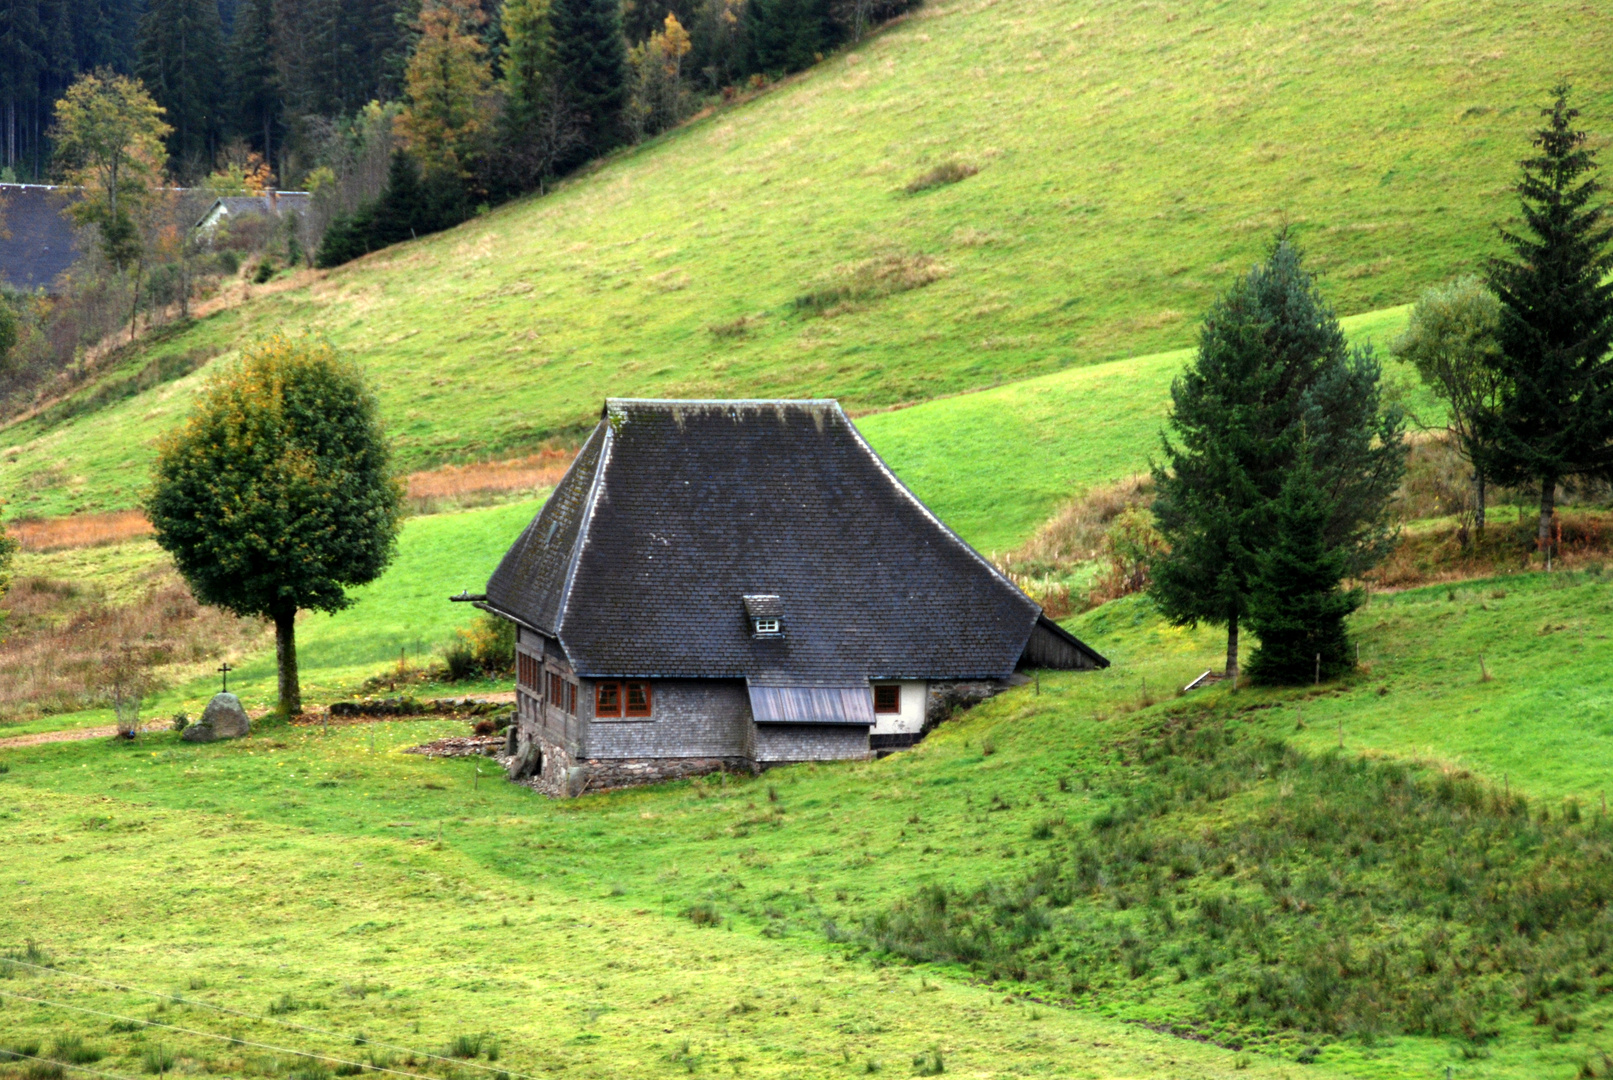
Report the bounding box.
[477,399,1107,796]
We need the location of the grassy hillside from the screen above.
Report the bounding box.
[4,0,1609,519]
[2,568,1611,1079]
[0,500,537,736]
[862,304,1432,553]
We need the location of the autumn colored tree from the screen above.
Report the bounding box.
[628,13,693,139]
[147,333,401,715]
[396,0,494,180]
[50,69,171,270]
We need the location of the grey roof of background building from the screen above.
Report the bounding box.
[0,184,80,292]
[484,398,1099,682]
[195,191,312,229]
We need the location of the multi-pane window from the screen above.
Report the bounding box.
[753,617,781,635]
[873,684,900,714]
[518,653,541,690]
[594,681,652,718]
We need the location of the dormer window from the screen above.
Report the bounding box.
[742,594,785,637]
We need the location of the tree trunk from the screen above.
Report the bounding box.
[1538,475,1557,559]
[274,606,301,715]
[1474,470,1486,536]
[1225,613,1239,682]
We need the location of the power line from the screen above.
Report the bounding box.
[2,959,537,1080]
[0,988,479,1080]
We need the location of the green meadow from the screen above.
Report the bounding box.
[3,569,1612,1078]
[3,0,1609,519]
[860,304,1436,553]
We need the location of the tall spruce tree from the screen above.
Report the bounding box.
[135,0,226,174]
[1484,85,1613,555]
[1150,237,1403,680]
[1244,445,1362,685]
[551,0,627,161]
[227,0,279,171]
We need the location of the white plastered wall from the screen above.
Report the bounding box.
[871,681,928,735]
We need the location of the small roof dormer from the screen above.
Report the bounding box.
[743,594,785,637]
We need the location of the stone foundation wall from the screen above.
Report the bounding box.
[518,734,754,796]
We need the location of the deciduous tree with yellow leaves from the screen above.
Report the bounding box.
[396,0,494,181]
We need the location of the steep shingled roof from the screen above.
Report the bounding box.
[484,399,1106,681]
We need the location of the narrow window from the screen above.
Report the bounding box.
[547,671,560,704]
[753,617,781,635]
[873,684,900,714]
[566,681,577,714]
[625,682,652,717]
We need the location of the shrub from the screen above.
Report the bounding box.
[252,260,275,284]
[445,612,516,680]
[912,1046,945,1075]
[904,161,978,194]
[684,901,721,926]
[793,254,947,314]
[170,712,190,733]
[50,1036,103,1065]
[141,1045,176,1074]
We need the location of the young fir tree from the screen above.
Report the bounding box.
[1150,237,1403,681]
[146,334,401,715]
[1485,85,1613,556]
[1244,446,1362,685]
[135,0,226,174]
[551,0,628,161]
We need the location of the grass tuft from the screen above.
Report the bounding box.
[904,161,978,194]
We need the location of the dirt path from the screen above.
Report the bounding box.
[0,725,119,749]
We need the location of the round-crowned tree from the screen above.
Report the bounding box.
[146,334,401,714]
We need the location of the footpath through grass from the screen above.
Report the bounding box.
[2,568,1611,1079]
[3,0,1608,519]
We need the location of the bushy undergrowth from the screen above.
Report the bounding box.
[860,713,1613,1051]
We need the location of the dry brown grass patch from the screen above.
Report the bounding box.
[793,253,949,315]
[1015,475,1155,572]
[405,449,575,513]
[0,571,265,722]
[10,511,155,552]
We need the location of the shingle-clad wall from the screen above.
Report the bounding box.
[583,679,754,759]
[753,723,871,763]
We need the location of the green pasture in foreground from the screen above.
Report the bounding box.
[860,304,1434,553]
[4,0,1608,519]
[2,569,1611,1079]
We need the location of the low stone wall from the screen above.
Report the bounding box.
[328,696,510,718]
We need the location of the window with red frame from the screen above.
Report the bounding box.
[567,681,576,713]
[597,682,621,717]
[873,684,900,714]
[625,683,651,717]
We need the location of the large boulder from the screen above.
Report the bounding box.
[180,693,251,742]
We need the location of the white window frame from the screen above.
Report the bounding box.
[753,617,781,635]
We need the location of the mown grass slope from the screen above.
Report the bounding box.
[861,304,1434,553]
[2,568,1611,1079]
[4,0,1608,519]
